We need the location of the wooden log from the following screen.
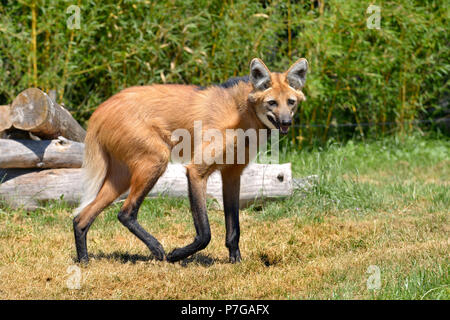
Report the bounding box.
[0,137,84,169]
[222,163,293,208]
[0,105,12,136]
[139,163,293,208]
[0,168,82,209]
[10,88,86,142]
[0,163,293,210]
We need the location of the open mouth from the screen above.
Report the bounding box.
[267,114,290,135]
[279,125,290,135]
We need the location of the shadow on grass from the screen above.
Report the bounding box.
[73,251,219,267]
[87,251,154,264]
[180,253,217,267]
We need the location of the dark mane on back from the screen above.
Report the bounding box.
[217,76,250,89]
[196,76,250,91]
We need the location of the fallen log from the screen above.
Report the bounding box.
[0,163,293,210]
[0,168,82,209]
[10,88,86,142]
[0,137,84,169]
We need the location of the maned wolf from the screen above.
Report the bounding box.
[73,58,308,263]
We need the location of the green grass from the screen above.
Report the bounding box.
[277,133,450,217]
[0,133,448,299]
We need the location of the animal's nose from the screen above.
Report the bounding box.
[281,119,292,126]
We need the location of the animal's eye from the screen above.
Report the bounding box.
[287,99,296,106]
[267,100,277,107]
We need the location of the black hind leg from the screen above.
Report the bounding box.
[73,218,92,263]
[118,162,167,261]
[118,205,166,261]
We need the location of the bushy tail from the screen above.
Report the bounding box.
[73,135,108,217]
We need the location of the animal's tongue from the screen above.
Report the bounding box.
[280,126,289,134]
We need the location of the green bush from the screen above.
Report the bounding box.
[0,0,448,146]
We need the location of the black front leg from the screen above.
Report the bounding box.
[221,167,242,263]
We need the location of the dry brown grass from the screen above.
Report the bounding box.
[1,137,448,299]
[0,203,447,299]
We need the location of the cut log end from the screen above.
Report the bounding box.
[11,88,49,131]
[10,88,86,142]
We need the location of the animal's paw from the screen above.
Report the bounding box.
[151,246,166,261]
[166,248,182,263]
[229,249,241,263]
[76,255,89,265]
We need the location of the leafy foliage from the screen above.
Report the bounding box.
[0,0,448,146]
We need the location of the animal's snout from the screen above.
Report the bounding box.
[279,115,292,134]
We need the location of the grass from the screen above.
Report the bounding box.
[0,133,448,299]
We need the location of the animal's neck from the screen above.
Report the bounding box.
[226,83,266,132]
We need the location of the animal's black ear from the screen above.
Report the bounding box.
[249,58,272,91]
[286,58,308,90]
